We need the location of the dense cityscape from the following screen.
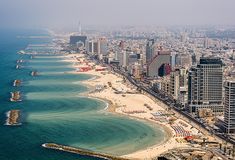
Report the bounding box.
[1,0,235,160]
[52,25,235,159]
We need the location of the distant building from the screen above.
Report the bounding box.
[175,53,192,68]
[93,41,99,53]
[119,40,125,50]
[87,41,93,53]
[87,38,108,60]
[70,35,87,46]
[191,53,197,65]
[87,40,99,54]
[168,68,188,107]
[89,37,108,60]
[161,76,171,94]
[170,52,177,68]
[118,50,130,68]
[170,71,180,100]
[131,62,142,79]
[178,68,188,107]
[146,39,155,64]
[128,53,138,70]
[147,51,171,77]
[99,37,108,56]
[188,57,224,115]
[204,37,210,49]
[224,80,235,134]
[88,40,94,53]
[180,33,187,43]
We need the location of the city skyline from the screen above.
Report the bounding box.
[1,1,235,159]
[1,0,235,28]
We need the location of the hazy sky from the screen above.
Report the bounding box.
[0,0,235,28]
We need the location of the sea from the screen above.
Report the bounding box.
[0,29,166,160]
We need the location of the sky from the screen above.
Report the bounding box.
[0,0,235,28]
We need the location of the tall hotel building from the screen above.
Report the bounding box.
[224,80,235,134]
[146,39,155,64]
[188,57,223,114]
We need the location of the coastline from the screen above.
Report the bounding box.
[79,77,172,159]
[61,53,195,159]
[80,74,173,159]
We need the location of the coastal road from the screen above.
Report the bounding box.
[109,65,235,148]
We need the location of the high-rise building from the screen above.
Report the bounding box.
[97,37,108,60]
[93,41,99,53]
[224,80,235,134]
[180,32,187,43]
[147,51,171,77]
[170,71,180,100]
[88,40,94,53]
[146,39,155,64]
[188,57,224,114]
[170,52,177,69]
[131,62,142,79]
[118,50,130,68]
[128,53,138,65]
[160,76,171,94]
[69,35,87,51]
[175,53,192,68]
[191,53,197,65]
[119,40,125,50]
[169,68,188,107]
[87,40,100,54]
[204,37,210,49]
[69,35,87,46]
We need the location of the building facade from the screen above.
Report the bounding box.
[147,51,171,77]
[70,36,87,46]
[224,80,235,134]
[188,57,224,114]
[146,39,155,64]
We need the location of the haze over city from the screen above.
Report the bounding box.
[1,0,235,28]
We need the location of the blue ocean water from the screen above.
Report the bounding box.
[0,29,166,160]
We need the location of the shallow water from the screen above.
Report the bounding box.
[0,29,166,160]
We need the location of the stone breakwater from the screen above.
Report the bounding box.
[42,143,130,160]
[6,110,21,125]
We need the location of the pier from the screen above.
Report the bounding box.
[13,80,21,87]
[10,91,22,102]
[42,143,129,160]
[6,110,21,125]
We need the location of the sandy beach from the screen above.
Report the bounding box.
[62,54,202,159]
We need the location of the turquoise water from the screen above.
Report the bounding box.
[0,29,166,160]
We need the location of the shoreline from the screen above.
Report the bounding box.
[78,80,169,140]
[81,74,172,159]
[62,54,193,159]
